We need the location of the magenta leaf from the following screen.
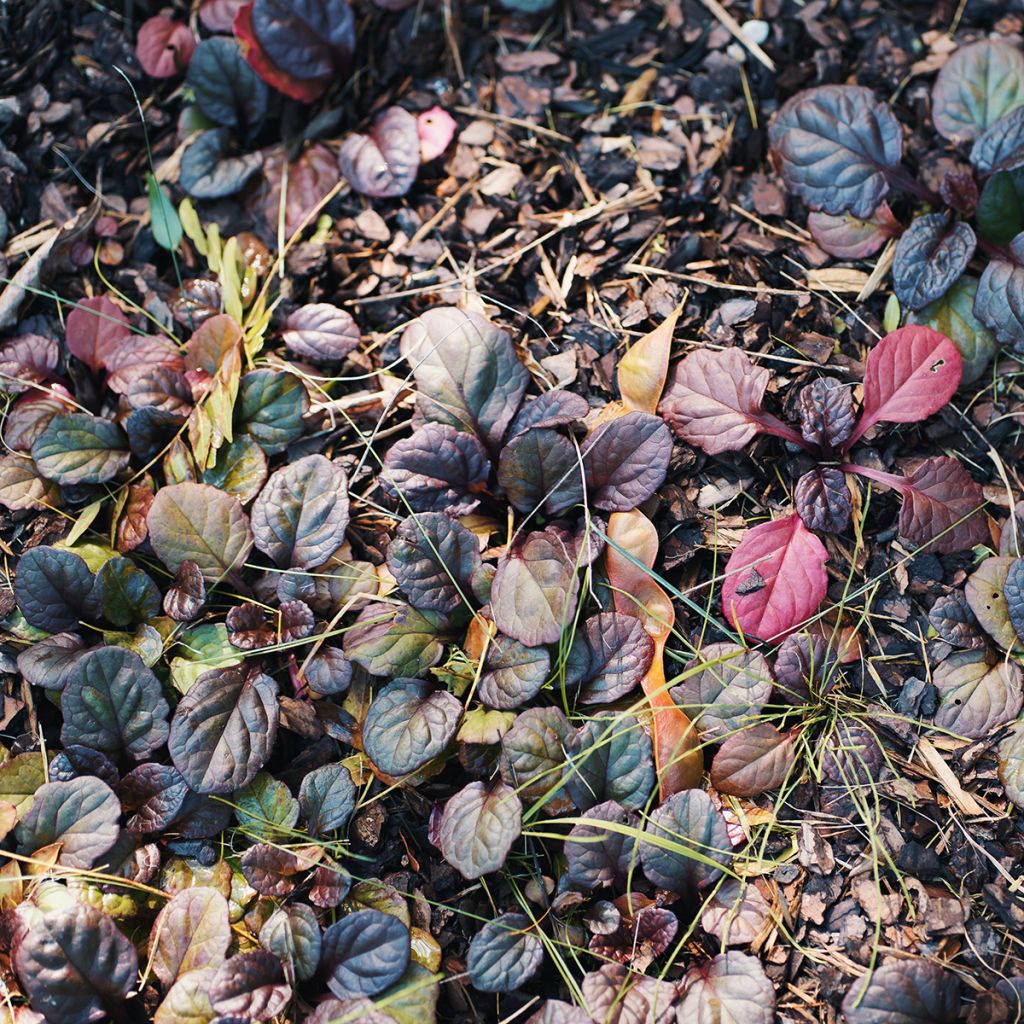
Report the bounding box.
[848,326,962,445]
[136,15,196,78]
[721,514,829,641]
[896,456,989,554]
[659,348,800,455]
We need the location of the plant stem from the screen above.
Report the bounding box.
[884,166,940,206]
[840,462,909,494]
[754,412,814,451]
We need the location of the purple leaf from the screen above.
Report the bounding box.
[282,303,360,363]
[340,106,420,198]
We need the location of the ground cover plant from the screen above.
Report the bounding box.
[0,1,1023,1023]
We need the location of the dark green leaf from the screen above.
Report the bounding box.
[202,436,268,504]
[234,771,300,838]
[186,37,267,131]
[148,173,182,251]
[977,167,1024,246]
[566,713,654,811]
[260,904,322,983]
[500,706,574,812]
[14,546,98,632]
[95,556,161,625]
[298,762,356,836]
[32,413,129,484]
[343,602,447,678]
[238,369,310,453]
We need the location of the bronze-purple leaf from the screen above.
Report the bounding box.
[794,467,852,533]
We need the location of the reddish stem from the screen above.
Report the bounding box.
[840,462,910,494]
[753,412,814,451]
[884,166,940,206]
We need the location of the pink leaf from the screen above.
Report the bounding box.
[136,16,196,78]
[417,107,456,162]
[658,348,799,455]
[721,514,829,641]
[65,296,133,374]
[849,326,962,445]
[807,201,900,260]
[898,456,990,554]
[200,0,246,33]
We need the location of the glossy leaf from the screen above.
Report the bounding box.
[507,391,589,438]
[94,556,161,625]
[794,467,853,533]
[148,482,254,582]
[639,789,732,894]
[975,237,1024,351]
[120,762,189,833]
[260,904,322,983]
[363,678,461,776]
[933,649,1022,739]
[16,632,85,691]
[581,411,672,511]
[721,514,829,641]
[210,950,291,1019]
[674,643,773,739]
[710,724,797,797]
[14,905,138,1023]
[235,772,300,837]
[299,762,356,835]
[250,0,355,81]
[181,128,263,199]
[491,528,580,646]
[282,303,361,363]
[163,560,206,622]
[574,612,654,704]
[343,602,446,678]
[479,636,550,710]
[932,39,1024,141]
[321,909,410,998]
[202,437,267,505]
[659,347,774,455]
[1007,557,1024,644]
[500,706,574,812]
[382,423,491,514]
[32,413,129,485]
[497,428,584,516]
[61,647,170,759]
[15,776,120,868]
[437,780,522,879]
[700,880,771,947]
[252,454,349,569]
[807,202,900,259]
[676,952,775,1024]
[340,105,420,198]
[400,307,529,446]
[891,214,975,311]
[0,455,59,512]
[150,887,231,987]
[768,85,903,217]
[467,913,543,993]
[238,369,310,453]
[582,963,678,1024]
[186,37,266,131]
[971,105,1024,172]
[387,512,481,613]
[841,959,959,1024]
[565,800,641,890]
[168,666,279,794]
[897,456,989,554]
[566,713,654,811]
[976,167,1024,246]
[14,545,97,632]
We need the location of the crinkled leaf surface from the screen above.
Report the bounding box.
[841,959,960,1024]
[574,612,654,705]
[479,635,550,710]
[768,85,903,217]
[32,413,129,485]
[467,913,543,993]
[148,482,254,582]
[14,904,138,1024]
[710,724,797,797]
[721,514,829,641]
[363,678,461,776]
[497,428,584,516]
[676,951,775,1024]
[282,303,361,363]
[237,369,310,453]
[343,602,446,678]
[234,771,300,837]
[168,666,279,794]
[795,466,853,534]
[250,0,355,81]
[251,454,349,569]
[400,306,529,446]
[500,705,574,812]
[387,512,481,613]
[94,556,161,625]
[61,647,170,759]
[932,39,1024,141]
[210,950,291,1019]
[181,127,264,199]
[437,780,522,879]
[150,887,231,987]
[15,775,120,868]
[340,105,420,198]
[321,909,410,998]
[297,762,356,837]
[566,713,654,811]
[202,436,267,505]
[155,968,217,1024]
[897,456,989,554]
[581,411,672,511]
[674,643,773,740]
[565,800,641,891]
[14,545,97,632]
[186,37,266,131]
[507,391,589,438]
[891,214,975,312]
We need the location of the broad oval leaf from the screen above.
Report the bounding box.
[999,718,1024,809]
[343,602,446,678]
[120,762,189,833]
[298,762,356,837]
[639,789,732,894]
[721,514,829,641]
[251,454,349,569]
[932,649,1022,739]
[32,413,129,485]
[202,435,268,505]
[491,528,581,646]
[437,780,522,879]
[897,455,989,554]
[168,666,279,794]
[467,913,543,993]
[363,678,461,776]
[400,306,529,447]
[14,904,138,1024]
[65,295,131,373]
[565,800,641,891]
[260,904,322,983]
[851,326,962,443]
[15,776,120,868]
[907,276,997,384]
[497,428,585,517]
[387,512,481,613]
[340,106,420,198]
[677,951,775,1024]
[966,556,1023,652]
[14,545,97,632]
[237,369,310,454]
[841,959,960,1024]
[581,411,672,511]
[0,752,48,818]
[250,0,355,82]
[659,347,771,455]
[500,706,574,813]
[507,391,589,438]
[700,880,771,947]
[574,612,654,705]
[186,37,266,131]
[181,127,264,199]
[16,632,85,691]
[136,14,196,77]
[321,909,410,998]
[891,214,976,312]
[768,85,903,217]
[807,202,900,259]
[794,467,853,534]
[150,887,231,987]
[61,647,170,760]
[148,482,254,582]
[566,713,654,811]
[479,636,550,710]
[975,239,1024,351]
[235,772,300,837]
[932,39,1024,141]
[210,950,291,1019]
[94,556,161,626]
[674,644,773,739]
[282,303,361,362]
[710,724,797,797]
[155,968,217,1024]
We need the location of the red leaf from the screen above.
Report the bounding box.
[898,456,990,554]
[721,514,829,641]
[849,326,962,445]
[233,2,329,104]
[658,348,800,454]
[65,296,133,374]
[136,16,196,78]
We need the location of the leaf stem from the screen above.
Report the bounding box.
[883,166,940,206]
[841,462,909,494]
[753,412,813,451]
